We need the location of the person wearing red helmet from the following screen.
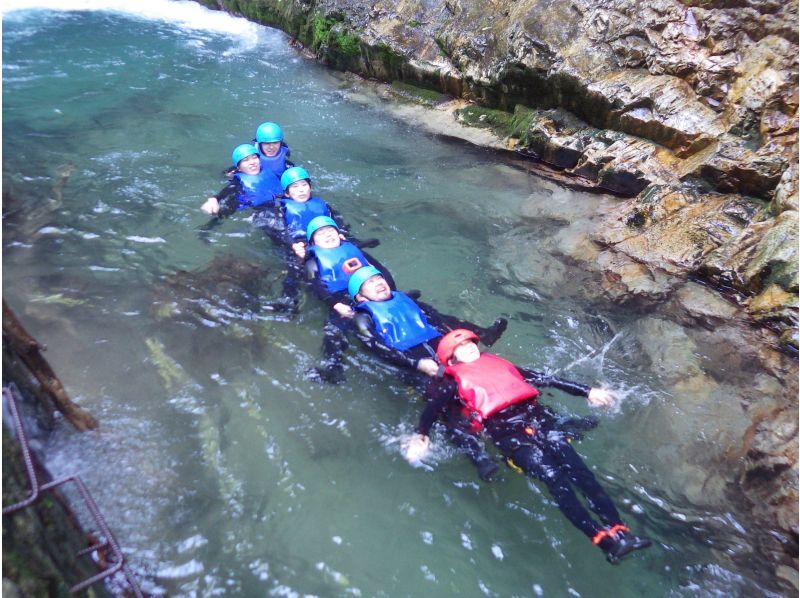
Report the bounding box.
[403,329,652,564]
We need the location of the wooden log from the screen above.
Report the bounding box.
[2,300,98,431]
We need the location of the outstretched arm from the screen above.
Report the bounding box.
[403,378,452,462]
[201,180,241,218]
[519,367,615,407]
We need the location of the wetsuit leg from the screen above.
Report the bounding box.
[547,434,623,527]
[263,250,302,313]
[443,411,499,481]
[495,433,603,538]
[312,312,350,383]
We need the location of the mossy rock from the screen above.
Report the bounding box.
[390,81,449,106]
[455,104,535,141]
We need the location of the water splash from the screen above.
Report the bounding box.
[2,0,263,51]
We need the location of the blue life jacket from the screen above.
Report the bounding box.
[234,168,282,210]
[357,292,441,351]
[283,196,332,240]
[311,242,371,294]
[258,145,291,177]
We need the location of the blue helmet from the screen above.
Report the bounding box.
[280,166,311,191]
[231,143,259,167]
[348,265,383,299]
[255,122,283,144]
[306,216,339,241]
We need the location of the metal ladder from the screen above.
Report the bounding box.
[2,383,144,597]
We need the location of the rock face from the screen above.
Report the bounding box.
[200,0,797,586]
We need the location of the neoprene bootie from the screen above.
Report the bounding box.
[481,318,508,346]
[602,532,652,564]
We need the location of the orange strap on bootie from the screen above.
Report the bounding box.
[591,524,630,545]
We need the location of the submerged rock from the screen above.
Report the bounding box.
[151,254,278,328]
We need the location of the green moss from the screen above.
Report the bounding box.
[233,0,283,25]
[508,105,537,140]
[390,81,447,105]
[332,30,361,57]
[312,15,336,51]
[408,19,421,28]
[455,104,537,141]
[376,43,404,70]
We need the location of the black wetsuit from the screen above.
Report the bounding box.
[199,177,285,242]
[299,245,397,382]
[418,368,625,540]
[310,300,507,392]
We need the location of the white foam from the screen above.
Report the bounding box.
[2,0,263,50]
[125,235,166,244]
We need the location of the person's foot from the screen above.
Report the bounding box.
[481,317,508,346]
[602,532,652,564]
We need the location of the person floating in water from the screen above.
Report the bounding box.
[276,166,347,251]
[255,166,352,314]
[298,216,393,316]
[343,266,508,378]
[252,121,293,177]
[286,217,398,382]
[200,143,283,219]
[403,328,652,564]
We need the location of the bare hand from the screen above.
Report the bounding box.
[588,387,615,408]
[417,358,439,376]
[292,241,307,258]
[201,197,220,215]
[333,303,354,317]
[402,433,430,462]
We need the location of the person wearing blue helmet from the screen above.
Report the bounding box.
[200,143,283,226]
[337,265,508,378]
[302,216,394,313]
[276,166,347,253]
[253,121,293,177]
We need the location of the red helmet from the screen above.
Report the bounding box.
[436,329,480,365]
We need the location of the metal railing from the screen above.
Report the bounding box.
[2,384,143,597]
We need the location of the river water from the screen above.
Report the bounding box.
[1,2,785,596]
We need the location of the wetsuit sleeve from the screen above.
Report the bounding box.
[352,312,421,370]
[417,378,458,436]
[215,179,242,218]
[518,367,591,397]
[416,300,479,335]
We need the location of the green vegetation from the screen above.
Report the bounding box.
[376,43,404,70]
[455,104,536,141]
[312,15,336,51]
[390,81,447,106]
[310,14,361,57]
[229,0,282,26]
[332,30,361,57]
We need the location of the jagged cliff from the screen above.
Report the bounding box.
[197,0,799,589]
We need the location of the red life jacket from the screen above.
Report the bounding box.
[446,354,539,421]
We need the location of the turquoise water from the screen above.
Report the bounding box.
[2,3,784,596]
